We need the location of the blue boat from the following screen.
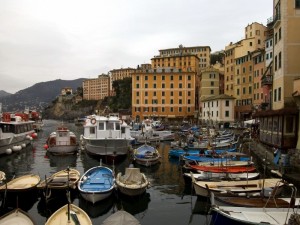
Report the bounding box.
[181,153,251,163]
[168,147,237,159]
[133,143,161,167]
[78,166,115,204]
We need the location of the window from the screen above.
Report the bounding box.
[274,89,277,102]
[136,84,139,88]
[225,100,229,106]
[145,83,148,88]
[137,91,139,96]
[285,116,295,133]
[211,81,214,86]
[153,91,156,96]
[145,99,148,104]
[162,83,165,88]
[179,83,182,88]
[210,90,214,94]
[296,0,300,8]
[90,127,96,134]
[136,99,139,104]
[162,75,165,80]
[279,52,282,69]
[179,99,182,104]
[170,83,174,88]
[162,91,165,96]
[179,91,182,96]
[170,75,173,80]
[145,76,148,80]
[153,83,156,88]
[225,111,229,117]
[145,91,148,96]
[278,87,281,101]
[179,75,182,80]
[171,91,173,96]
[98,123,105,130]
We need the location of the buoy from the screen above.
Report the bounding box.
[43,144,49,150]
[12,145,22,152]
[31,133,38,139]
[6,148,12,154]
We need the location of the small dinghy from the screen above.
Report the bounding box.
[0,208,37,225]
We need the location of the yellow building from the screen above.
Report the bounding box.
[158,45,211,70]
[109,67,136,95]
[224,22,267,120]
[82,74,110,100]
[131,54,200,122]
[256,0,300,150]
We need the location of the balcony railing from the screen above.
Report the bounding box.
[261,75,273,86]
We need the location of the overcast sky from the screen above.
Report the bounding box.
[0,0,273,94]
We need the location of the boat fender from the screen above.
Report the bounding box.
[21,143,26,148]
[91,118,96,125]
[43,144,49,150]
[6,148,12,154]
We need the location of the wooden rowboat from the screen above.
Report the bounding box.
[45,203,92,225]
[0,208,37,225]
[116,166,150,197]
[37,168,80,190]
[188,164,256,173]
[191,174,284,198]
[0,174,40,192]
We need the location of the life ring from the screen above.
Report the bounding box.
[91,118,96,125]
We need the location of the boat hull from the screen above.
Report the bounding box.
[83,138,130,157]
[47,145,78,155]
[0,132,34,155]
[78,166,115,204]
[45,204,92,225]
[192,178,284,198]
[210,206,298,225]
[0,208,36,225]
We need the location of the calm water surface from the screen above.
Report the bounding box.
[0,119,212,225]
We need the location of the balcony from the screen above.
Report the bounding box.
[261,75,273,86]
[273,13,281,28]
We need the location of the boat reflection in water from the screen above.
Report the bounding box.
[79,194,115,218]
[37,193,76,219]
[46,151,78,170]
[115,192,151,216]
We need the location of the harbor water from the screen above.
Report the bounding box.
[0,119,212,225]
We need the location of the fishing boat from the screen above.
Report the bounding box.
[24,107,44,132]
[81,114,134,162]
[0,174,40,193]
[0,104,37,156]
[132,143,161,167]
[214,182,300,208]
[0,208,37,225]
[45,203,92,225]
[78,165,115,204]
[116,165,150,196]
[37,168,80,194]
[191,175,284,198]
[44,124,78,155]
[102,210,141,225]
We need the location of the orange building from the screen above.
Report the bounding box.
[131,53,200,122]
[82,74,110,100]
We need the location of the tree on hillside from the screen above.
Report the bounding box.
[110,78,132,111]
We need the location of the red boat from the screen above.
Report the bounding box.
[189,164,256,173]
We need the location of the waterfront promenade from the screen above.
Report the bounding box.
[249,139,300,187]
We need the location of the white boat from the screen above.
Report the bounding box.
[183,171,260,182]
[102,210,141,225]
[116,166,150,196]
[130,119,174,143]
[45,203,92,225]
[44,124,78,155]
[24,107,44,132]
[81,114,134,161]
[191,176,284,198]
[0,208,37,225]
[78,165,115,204]
[0,105,37,156]
[133,143,161,167]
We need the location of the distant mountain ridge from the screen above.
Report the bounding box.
[0,78,85,111]
[0,90,12,98]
